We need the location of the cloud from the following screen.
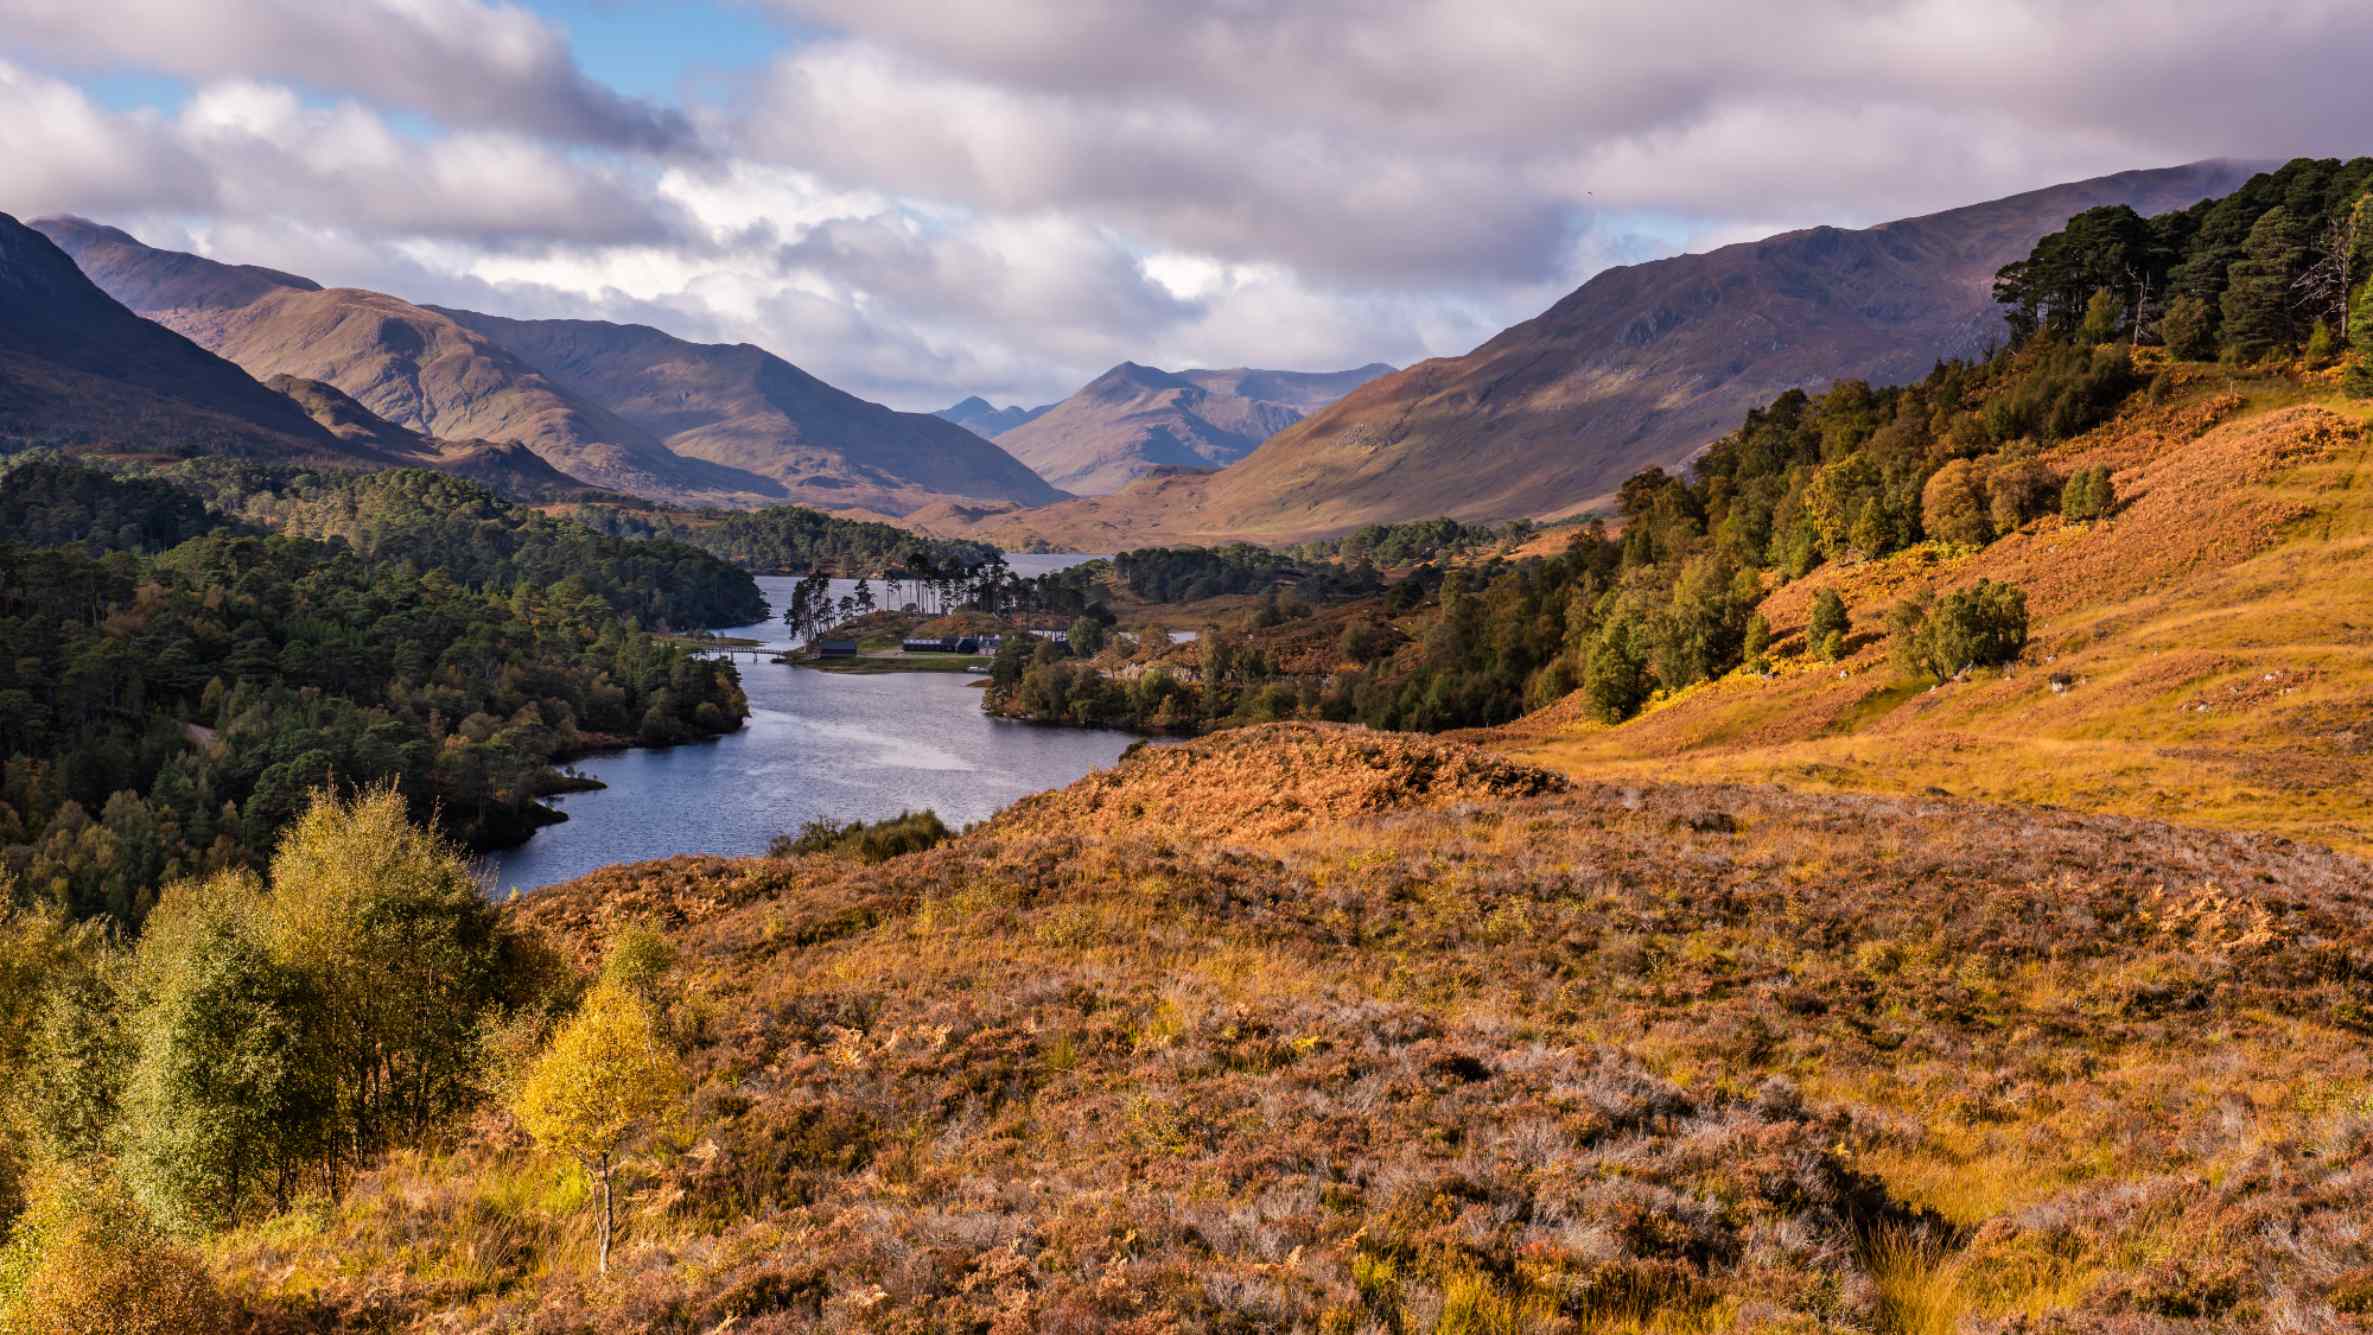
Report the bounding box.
[748,0,2373,277]
[0,62,688,248]
[0,0,689,149]
[8,1,2373,413]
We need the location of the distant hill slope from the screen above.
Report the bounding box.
[267,374,612,502]
[945,161,2262,545]
[0,212,354,460]
[1194,160,2261,537]
[935,395,1053,437]
[983,360,1395,495]
[430,309,1065,514]
[31,218,1059,514]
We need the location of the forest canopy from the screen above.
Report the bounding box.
[0,463,749,931]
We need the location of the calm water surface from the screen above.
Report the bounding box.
[487,555,1132,894]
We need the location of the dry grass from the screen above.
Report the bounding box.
[1505,377,2373,855]
[177,721,2373,1331]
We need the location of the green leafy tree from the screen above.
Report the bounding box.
[2077,287,2122,345]
[2061,467,2117,522]
[1808,590,1852,662]
[22,963,128,1162]
[1983,449,2061,536]
[260,788,509,1156]
[1921,459,1992,546]
[1648,558,1753,689]
[1892,580,2030,682]
[1066,616,1108,657]
[513,974,686,1275]
[119,873,332,1232]
[1742,613,1772,671]
[1582,615,1652,723]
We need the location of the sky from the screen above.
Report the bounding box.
[2,2,2369,413]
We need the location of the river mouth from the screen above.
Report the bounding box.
[485,562,1134,894]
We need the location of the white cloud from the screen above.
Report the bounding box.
[7,1,2372,411]
[0,61,685,248]
[0,0,688,148]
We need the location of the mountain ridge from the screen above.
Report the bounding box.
[928,160,2266,546]
[1193,159,2265,536]
[934,394,1054,437]
[30,218,1060,515]
[977,358,1395,495]
[0,211,364,462]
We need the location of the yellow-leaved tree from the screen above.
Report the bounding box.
[512,973,684,1275]
[0,1163,231,1335]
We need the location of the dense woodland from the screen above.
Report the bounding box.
[0,462,750,930]
[157,464,768,630]
[561,499,998,579]
[1288,516,1532,565]
[1116,544,1386,604]
[991,159,2371,738]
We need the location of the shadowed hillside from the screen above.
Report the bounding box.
[0,212,354,462]
[266,374,614,502]
[435,308,1064,514]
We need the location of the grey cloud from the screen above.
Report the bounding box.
[748,0,2373,284]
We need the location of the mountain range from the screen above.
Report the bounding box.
[935,396,1053,438]
[945,361,1395,495]
[919,159,2263,547]
[31,218,1062,515]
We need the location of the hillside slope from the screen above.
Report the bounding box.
[433,309,1064,515]
[986,361,1395,495]
[189,722,2373,1330]
[1500,369,2373,854]
[0,212,353,461]
[267,374,612,502]
[940,161,2261,546]
[31,218,1057,514]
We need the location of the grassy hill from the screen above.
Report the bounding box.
[1498,364,2373,855]
[111,724,2373,1331]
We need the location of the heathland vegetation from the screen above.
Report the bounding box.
[6,725,2367,1328]
[2,158,2372,1334]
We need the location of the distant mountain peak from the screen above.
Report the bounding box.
[988,359,1396,495]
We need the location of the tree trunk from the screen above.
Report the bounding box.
[597,1160,613,1275]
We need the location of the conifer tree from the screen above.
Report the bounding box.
[2220,208,2303,360]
